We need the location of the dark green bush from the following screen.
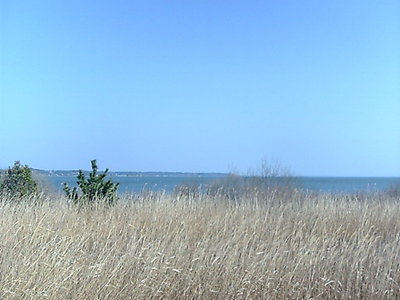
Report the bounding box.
[63,160,119,205]
[0,161,39,197]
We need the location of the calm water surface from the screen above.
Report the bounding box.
[47,175,399,195]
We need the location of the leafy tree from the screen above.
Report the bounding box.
[63,160,119,205]
[0,161,39,197]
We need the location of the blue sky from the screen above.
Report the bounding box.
[1,0,399,176]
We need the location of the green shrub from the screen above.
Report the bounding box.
[63,160,119,205]
[0,161,39,197]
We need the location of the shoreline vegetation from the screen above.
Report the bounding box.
[1,161,400,299]
[1,187,400,299]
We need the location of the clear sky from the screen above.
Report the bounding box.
[1,0,399,176]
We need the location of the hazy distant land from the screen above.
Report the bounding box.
[28,168,227,178]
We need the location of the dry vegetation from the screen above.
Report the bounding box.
[1,190,400,299]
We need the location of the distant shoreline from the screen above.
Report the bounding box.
[30,169,400,179]
[28,169,228,177]
[0,168,397,179]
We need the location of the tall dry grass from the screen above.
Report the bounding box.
[1,191,399,299]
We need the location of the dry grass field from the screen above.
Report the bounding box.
[1,190,399,299]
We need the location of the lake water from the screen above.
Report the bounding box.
[46,175,400,195]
